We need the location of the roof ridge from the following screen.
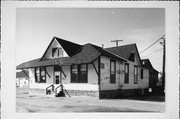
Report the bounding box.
[87,43,127,61]
[103,48,128,61]
[105,43,136,49]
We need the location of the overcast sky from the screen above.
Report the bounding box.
[16,8,165,72]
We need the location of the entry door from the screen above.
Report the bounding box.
[54,66,62,85]
[55,71,62,84]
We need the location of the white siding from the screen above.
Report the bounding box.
[28,64,99,90]
[88,63,98,84]
[100,56,120,90]
[121,62,138,89]
[42,39,68,60]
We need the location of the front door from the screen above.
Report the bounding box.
[54,66,62,84]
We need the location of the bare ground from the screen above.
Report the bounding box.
[16,88,165,113]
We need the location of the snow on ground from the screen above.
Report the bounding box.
[16,88,165,113]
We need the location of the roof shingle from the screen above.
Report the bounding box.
[16,39,127,69]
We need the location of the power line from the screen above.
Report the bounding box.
[141,47,163,58]
[140,35,165,54]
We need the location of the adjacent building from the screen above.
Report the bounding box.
[16,70,29,88]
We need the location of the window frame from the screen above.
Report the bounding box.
[52,47,58,57]
[124,63,129,84]
[110,60,116,83]
[79,64,88,83]
[140,69,144,79]
[71,64,88,83]
[71,65,78,83]
[35,67,46,83]
[134,65,138,84]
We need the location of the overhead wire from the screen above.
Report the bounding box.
[141,47,163,58]
[140,35,165,54]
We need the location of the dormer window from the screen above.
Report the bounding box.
[52,47,58,57]
[142,61,145,65]
[129,52,135,62]
[52,47,63,58]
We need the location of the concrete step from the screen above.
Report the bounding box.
[46,93,56,97]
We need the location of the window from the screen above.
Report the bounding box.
[110,60,116,83]
[79,64,87,83]
[124,63,129,84]
[71,64,88,83]
[141,69,143,79]
[71,65,78,83]
[55,75,60,84]
[129,53,135,62]
[134,66,138,84]
[40,67,46,83]
[35,67,46,83]
[52,47,58,57]
[52,47,63,58]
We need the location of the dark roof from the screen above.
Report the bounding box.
[105,43,142,65]
[90,44,127,61]
[17,57,70,69]
[69,43,127,64]
[17,40,127,69]
[141,59,159,73]
[16,70,29,78]
[40,37,82,61]
[55,37,82,57]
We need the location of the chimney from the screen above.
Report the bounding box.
[102,44,104,48]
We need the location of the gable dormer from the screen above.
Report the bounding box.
[41,38,65,61]
[40,37,82,61]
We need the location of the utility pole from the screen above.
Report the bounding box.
[160,36,165,94]
[111,40,123,47]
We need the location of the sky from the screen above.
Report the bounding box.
[16,8,165,72]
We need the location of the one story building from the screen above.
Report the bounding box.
[16,70,29,88]
[17,37,155,98]
[141,59,159,93]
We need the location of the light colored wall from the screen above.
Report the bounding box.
[28,64,99,90]
[88,60,98,84]
[16,78,29,88]
[100,56,121,90]
[99,57,144,90]
[100,56,140,91]
[42,39,68,60]
[121,61,138,89]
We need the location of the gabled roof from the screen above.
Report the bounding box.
[141,59,159,73]
[16,70,29,78]
[40,37,82,61]
[17,38,127,69]
[106,43,142,65]
[69,43,127,64]
[55,37,82,57]
[17,57,70,69]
